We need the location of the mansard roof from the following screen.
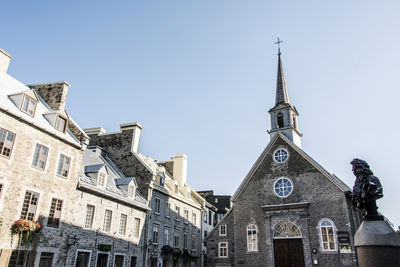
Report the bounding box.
[232,133,351,202]
[0,72,87,147]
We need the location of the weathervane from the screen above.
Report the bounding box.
[275,35,283,54]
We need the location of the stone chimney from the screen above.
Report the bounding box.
[173,154,187,187]
[120,122,142,154]
[84,127,106,136]
[27,81,70,110]
[0,49,11,74]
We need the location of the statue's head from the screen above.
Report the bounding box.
[350,158,374,176]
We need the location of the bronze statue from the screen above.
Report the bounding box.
[350,158,383,221]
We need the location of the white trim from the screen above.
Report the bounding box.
[54,150,73,181]
[28,141,50,173]
[317,218,338,253]
[16,186,44,222]
[102,208,114,234]
[96,251,110,267]
[219,224,227,236]
[273,177,293,198]
[246,224,258,252]
[74,249,92,267]
[118,212,128,236]
[113,253,126,267]
[154,197,161,214]
[45,193,65,230]
[82,201,96,229]
[218,242,228,258]
[273,147,289,163]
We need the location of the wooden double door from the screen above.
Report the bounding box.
[273,238,305,267]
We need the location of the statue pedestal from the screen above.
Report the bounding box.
[355,220,400,267]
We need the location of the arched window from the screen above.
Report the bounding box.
[273,222,301,238]
[277,113,284,128]
[318,219,337,251]
[247,224,258,251]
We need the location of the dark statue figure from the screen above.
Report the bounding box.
[349,158,384,221]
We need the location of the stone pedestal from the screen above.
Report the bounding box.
[355,220,400,267]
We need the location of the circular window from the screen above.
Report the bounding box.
[274,148,288,163]
[274,178,293,197]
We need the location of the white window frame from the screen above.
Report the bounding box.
[218,242,228,258]
[96,251,110,267]
[46,196,64,229]
[175,205,180,221]
[165,202,171,218]
[118,213,128,236]
[152,224,159,244]
[184,208,189,223]
[219,224,226,236]
[113,253,126,267]
[154,198,161,214]
[273,148,289,163]
[318,218,338,252]
[0,127,16,159]
[273,177,293,198]
[31,143,49,171]
[55,152,72,180]
[74,249,92,267]
[247,224,258,252]
[83,203,96,230]
[164,227,170,246]
[102,209,113,233]
[133,217,141,238]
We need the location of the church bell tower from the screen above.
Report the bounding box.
[268,38,302,147]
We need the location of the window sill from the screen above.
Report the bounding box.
[320,250,338,255]
[246,251,259,254]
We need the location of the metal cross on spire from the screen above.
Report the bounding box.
[275,35,283,54]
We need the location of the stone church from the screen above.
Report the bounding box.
[205,49,361,267]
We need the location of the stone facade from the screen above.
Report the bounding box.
[85,124,205,267]
[205,51,361,267]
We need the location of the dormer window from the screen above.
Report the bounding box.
[175,184,179,194]
[55,115,67,133]
[98,172,106,187]
[20,94,37,117]
[128,185,135,198]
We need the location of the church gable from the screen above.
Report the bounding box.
[233,133,350,206]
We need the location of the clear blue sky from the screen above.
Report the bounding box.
[2,1,400,227]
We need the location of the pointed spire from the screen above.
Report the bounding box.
[275,51,290,105]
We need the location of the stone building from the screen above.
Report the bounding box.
[0,48,90,266]
[68,146,150,267]
[205,49,362,267]
[199,199,217,267]
[84,124,205,267]
[198,191,232,224]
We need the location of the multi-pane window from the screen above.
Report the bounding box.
[128,185,135,197]
[154,198,161,214]
[164,227,170,246]
[55,115,67,133]
[119,214,127,235]
[184,232,188,248]
[219,225,226,236]
[75,251,91,267]
[57,154,71,178]
[20,191,39,220]
[165,202,170,218]
[0,128,15,158]
[218,242,228,258]
[47,198,63,228]
[191,235,196,250]
[184,209,189,222]
[114,255,125,267]
[247,224,258,251]
[274,177,293,197]
[39,252,54,267]
[192,212,197,226]
[134,218,140,238]
[103,209,112,233]
[98,172,106,187]
[174,230,180,247]
[21,95,37,116]
[32,144,49,170]
[204,211,208,223]
[152,225,159,244]
[319,219,337,251]
[84,204,95,229]
[175,206,180,220]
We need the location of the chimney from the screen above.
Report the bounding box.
[173,154,187,187]
[0,49,11,74]
[84,127,106,136]
[120,122,142,154]
[27,81,70,110]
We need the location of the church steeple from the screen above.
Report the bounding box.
[268,38,302,147]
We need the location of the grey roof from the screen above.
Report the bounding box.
[84,164,105,173]
[80,149,148,207]
[115,177,135,186]
[275,52,290,105]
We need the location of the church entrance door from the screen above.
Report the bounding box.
[273,238,305,267]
